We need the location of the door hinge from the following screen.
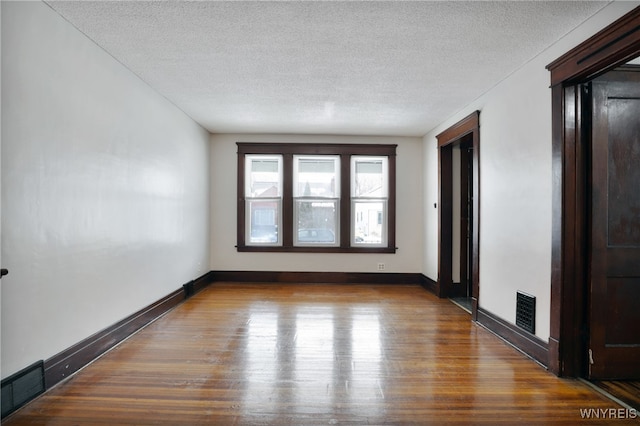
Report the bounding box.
[588,348,594,365]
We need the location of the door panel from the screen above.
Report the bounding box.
[589,66,640,379]
[607,98,640,246]
[605,278,640,345]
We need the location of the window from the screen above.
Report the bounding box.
[245,155,282,245]
[293,155,340,246]
[351,156,388,247]
[237,143,396,253]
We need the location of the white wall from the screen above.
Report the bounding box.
[211,133,423,273]
[422,1,639,342]
[1,1,211,377]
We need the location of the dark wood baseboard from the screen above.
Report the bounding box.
[476,307,549,368]
[210,270,425,285]
[193,271,216,294]
[548,337,560,375]
[44,271,213,389]
[420,274,437,293]
[183,271,216,297]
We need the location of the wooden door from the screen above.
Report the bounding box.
[588,66,640,379]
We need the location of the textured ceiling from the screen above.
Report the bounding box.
[45,1,608,136]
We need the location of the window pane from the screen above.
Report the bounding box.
[246,155,282,197]
[353,201,386,245]
[295,200,338,245]
[248,199,280,244]
[294,156,340,198]
[352,156,387,198]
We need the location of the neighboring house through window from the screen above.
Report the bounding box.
[237,143,397,253]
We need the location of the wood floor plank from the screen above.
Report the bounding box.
[5,283,638,425]
[591,380,640,411]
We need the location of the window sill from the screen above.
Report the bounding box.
[236,245,397,254]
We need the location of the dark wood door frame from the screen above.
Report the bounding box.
[436,111,480,320]
[546,6,640,377]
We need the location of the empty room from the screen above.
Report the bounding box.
[2,1,639,424]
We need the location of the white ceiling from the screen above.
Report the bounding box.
[45,1,608,137]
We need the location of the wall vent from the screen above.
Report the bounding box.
[516,291,536,334]
[1,360,45,419]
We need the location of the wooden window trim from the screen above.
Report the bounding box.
[237,143,397,253]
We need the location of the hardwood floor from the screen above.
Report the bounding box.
[590,380,640,411]
[5,283,638,425]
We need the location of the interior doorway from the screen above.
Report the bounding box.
[585,64,640,380]
[436,111,480,320]
[546,6,640,381]
[451,137,474,313]
[578,61,640,411]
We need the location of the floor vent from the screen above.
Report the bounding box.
[516,291,536,334]
[1,360,45,419]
